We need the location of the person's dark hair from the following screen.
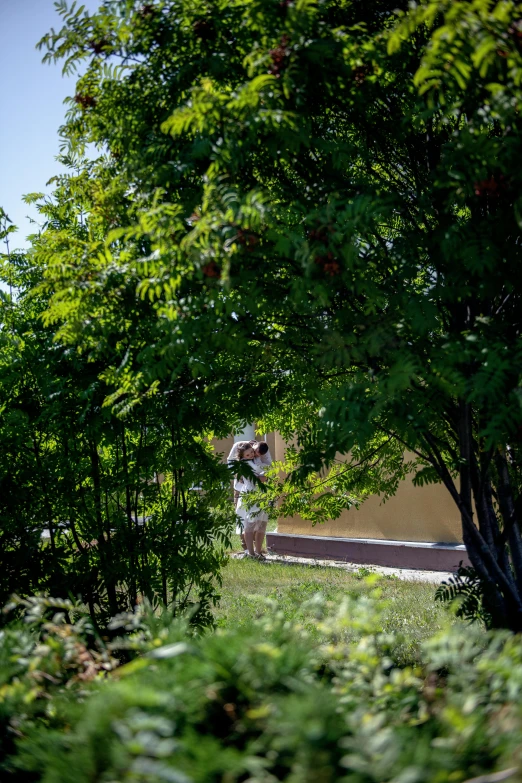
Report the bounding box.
[257,442,269,455]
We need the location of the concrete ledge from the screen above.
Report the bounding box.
[266,532,470,572]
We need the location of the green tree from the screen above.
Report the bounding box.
[26,0,522,629]
[0,179,236,627]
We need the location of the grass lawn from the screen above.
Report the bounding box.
[214,536,466,665]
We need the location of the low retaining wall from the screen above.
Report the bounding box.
[266,532,470,572]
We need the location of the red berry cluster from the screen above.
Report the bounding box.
[352,65,371,85]
[202,261,220,278]
[474,175,507,198]
[74,93,97,109]
[139,4,156,18]
[193,18,214,40]
[308,226,332,242]
[508,20,522,47]
[269,34,290,77]
[236,229,259,252]
[315,252,341,276]
[497,20,522,55]
[308,224,340,276]
[88,38,110,54]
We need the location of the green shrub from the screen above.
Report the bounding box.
[0,596,120,774]
[2,589,522,782]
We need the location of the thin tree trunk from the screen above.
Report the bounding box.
[32,435,56,557]
[63,438,87,555]
[495,449,522,596]
[121,424,137,606]
[162,568,168,607]
[89,439,118,616]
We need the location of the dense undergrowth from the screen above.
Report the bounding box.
[1,588,522,783]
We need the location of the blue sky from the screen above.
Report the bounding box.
[0,0,100,251]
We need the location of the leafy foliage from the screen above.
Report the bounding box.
[2,0,522,629]
[435,562,496,627]
[2,589,522,781]
[0,595,118,774]
[0,186,236,625]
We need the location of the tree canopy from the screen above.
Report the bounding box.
[1,0,522,629]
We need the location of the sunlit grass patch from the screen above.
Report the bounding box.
[214,549,468,665]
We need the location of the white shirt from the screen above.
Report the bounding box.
[233,460,264,493]
[255,449,272,467]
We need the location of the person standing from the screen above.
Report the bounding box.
[233,443,269,559]
[251,441,272,554]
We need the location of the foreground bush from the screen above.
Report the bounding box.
[2,590,522,782]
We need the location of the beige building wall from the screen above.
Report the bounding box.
[211,434,235,459]
[277,481,463,544]
[211,431,463,545]
[272,432,463,544]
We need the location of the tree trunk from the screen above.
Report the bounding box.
[89,439,118,616]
